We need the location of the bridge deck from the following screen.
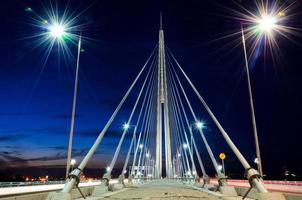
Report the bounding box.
[81,181,222,200]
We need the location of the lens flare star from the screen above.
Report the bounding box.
[23,2,88,65]
[202,1,301,67]
[234,1,301,64]
[48,23,66,39]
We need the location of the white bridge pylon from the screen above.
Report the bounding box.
[156,13,172,179]
[47,15,280,200]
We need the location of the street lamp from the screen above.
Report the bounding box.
[195,121,205,130]
[218,165,223,172]
[256,15,277,34]
[26,8,84,180]
[70,158,76,171]
[48,23,66,39]
[45,21,83,178]
[123,123,130,130]
[239,13,279,176]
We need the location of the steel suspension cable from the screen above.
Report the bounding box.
[61,45,157,193]
[167,47,267,192]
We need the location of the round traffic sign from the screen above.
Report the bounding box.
[219,153,226,160]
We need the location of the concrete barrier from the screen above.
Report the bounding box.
[0,186,94,200]
[235,187,302,200]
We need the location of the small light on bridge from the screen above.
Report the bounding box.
[195,121,205,129]
[106,166,111,172]
[71,158,76,165]
[139,144,143,149]
[123,123,130,130]
[48,23,66,39]
[183,143,188,149]
[177,153,181,157]
[218,165,223,172]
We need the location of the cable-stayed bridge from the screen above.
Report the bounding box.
[1,16,301,200]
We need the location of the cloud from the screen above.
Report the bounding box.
[0,109,55,117]
[26,148,88,163]
[47,146,66,150]
[51,114,81,119]
[0,134,29,142]
[0,151,28,168]
[76,129,133,140]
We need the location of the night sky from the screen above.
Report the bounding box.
[0,0,301,179]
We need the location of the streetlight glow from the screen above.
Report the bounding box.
[70,158,76,165]
[195,121,205,129]
[48,23,66,39]
[256,15,277,33]
[123,123,130,130]
[183,143,188,149]
[139,144,143,149]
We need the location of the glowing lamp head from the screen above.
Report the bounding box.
[106,166,111,172]
[70,158,76,165]
[177,153,181,157]
[218,165,223,172]
[195,121,205,129]
[257,15,277,33]
[146,153,150,158]
[123,123,130,130]
[183,143,188,149]
[49,23,66,39]
[139,144,143,149]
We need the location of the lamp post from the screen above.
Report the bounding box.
[240,14,277,177]
[46,22,83,179]
[241,24,263,177]
[66,33,82,179]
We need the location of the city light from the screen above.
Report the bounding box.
[256,15,277,34]
[24,4,84,66]
[139,144,143,149]
[123,123,130,130]
[183,143,188,149]
[70,158,76,165]
[48,23,66,39]
[195,121,205,129]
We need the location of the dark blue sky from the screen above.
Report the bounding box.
[0,0,301,178]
